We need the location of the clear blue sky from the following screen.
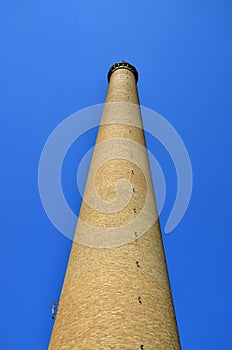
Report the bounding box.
[1,1,231,349]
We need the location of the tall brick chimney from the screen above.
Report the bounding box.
[48,62,181,349]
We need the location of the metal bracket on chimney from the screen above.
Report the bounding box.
[51,302,59,320]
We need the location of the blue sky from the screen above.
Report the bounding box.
[1,1,232,349]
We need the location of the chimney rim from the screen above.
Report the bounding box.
[107,61,138,83]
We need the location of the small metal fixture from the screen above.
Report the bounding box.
[51,302,59,319]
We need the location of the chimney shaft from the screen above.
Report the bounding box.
[48,62,181,350]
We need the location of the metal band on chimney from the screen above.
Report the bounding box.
[108,61,139,83]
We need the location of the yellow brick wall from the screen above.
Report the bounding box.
[48,64,181,350]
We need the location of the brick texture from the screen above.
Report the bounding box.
[48,63,181,349]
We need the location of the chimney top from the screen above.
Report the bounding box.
[108,61,138,83]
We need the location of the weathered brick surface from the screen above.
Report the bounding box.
[48,63,181,349]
